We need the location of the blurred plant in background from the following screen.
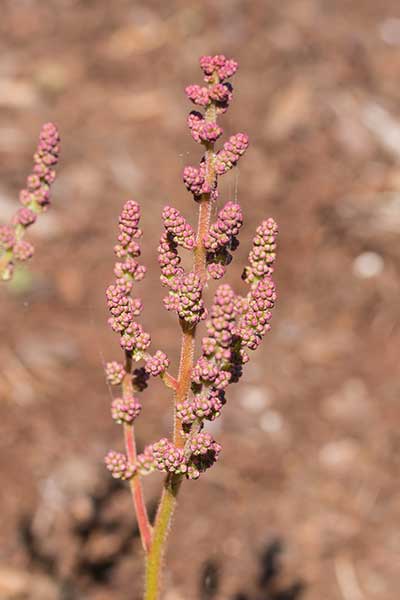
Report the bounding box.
[0,123,60,281]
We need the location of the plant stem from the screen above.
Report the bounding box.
[144,475,181,600]
[123,351,152,552]
[124,425,153,552]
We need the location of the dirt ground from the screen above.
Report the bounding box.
[1,1,400,599]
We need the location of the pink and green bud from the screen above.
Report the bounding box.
[199,55,238,81]
[152,438,187,474]
[0,225,16,250]
[237,276,277,350]
[105,450,136,480]
[145,351,170,376]
[215,133,249,175]
[242,218,278,284]
[105,361,126,385]
[111,396,142,424]
[185,84,210,106]
[162,206,196,250]
[13,207,37,227]
[165,272,206,325]
[13,240,34,261]
[182,165,210,197]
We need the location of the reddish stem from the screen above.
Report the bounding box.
[124,424,153,552]
[122,352,152,552]
[160,371,178,391]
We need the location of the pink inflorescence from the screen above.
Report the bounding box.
[131,432,222,481]
[187,111,223,144]
[182,54,248,202]
[106,200,151,358]
[111,396,142,424]
[164,271,206,325]
[242,218,278,285]
[0,123,60,281]
[105,361,126,385]
[182,164,210,198]
[105,451,136,480]
[204,201,243,279]
[183,226,279,432]
[215,133,249,176]
[152,438,187,474]
[237,277,277,351]
[104,54,279,488]
[162,206,196,250]
[199,55,238,81]
[105,200,172,476]
[145,351,169,377]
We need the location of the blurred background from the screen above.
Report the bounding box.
[0,1,399,599]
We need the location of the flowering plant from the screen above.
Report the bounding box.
[0,123,60,281]
[104,54,278,600]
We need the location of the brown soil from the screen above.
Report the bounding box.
[1,1,399,599]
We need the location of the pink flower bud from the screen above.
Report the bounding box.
[185,84,210,106]
[162,206,196,250]
[105,361,126,385]
[105,450,136,480]
[111,396,142,424]
[145,350,170,376]
[13,240,34,261]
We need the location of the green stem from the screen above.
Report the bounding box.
[144,475,181,600]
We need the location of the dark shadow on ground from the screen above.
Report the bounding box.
[200,538,305,600]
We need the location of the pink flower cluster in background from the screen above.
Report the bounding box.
[0,123,60,281]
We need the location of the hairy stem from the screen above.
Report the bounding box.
[123,351,152,552]
[144,475,181,600]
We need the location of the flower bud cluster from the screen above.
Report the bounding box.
[242,218,278,285]
[105,361,126,385]
[111,396,142,424]
[158,232,183,287]
[204,201,243,279]
[215,133,249,176]
[105,450,137,480]
[105,202,171,477]
[187,111,223,144]
[237,276,277,350]
[164,271,206,325]
[182,229,278,432]
[144,351,169,377]
[104,55,279,494]
[0,123,60,281]
[162,206,195,250]
[133,432,222,481]
[152,438,187,474]
[182,164,210,198]
[199,55,238,81]
[176,388,226,426]
[158,205,207,325]
[106,200,151,359]
[183,55,247,203]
